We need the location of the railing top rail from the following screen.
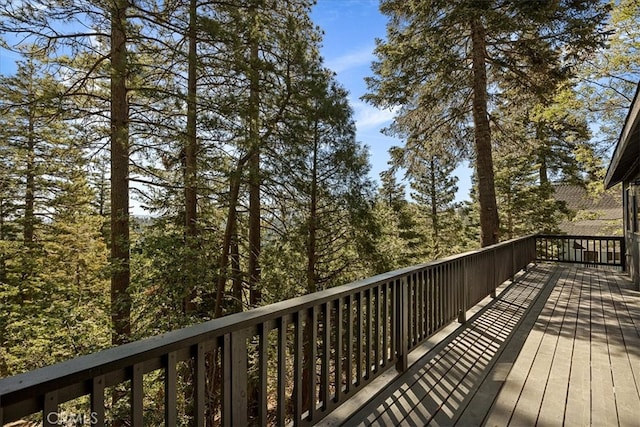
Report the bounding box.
[0,233,537,401]
[535,234,624,240]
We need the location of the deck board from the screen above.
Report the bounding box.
[322,263,639,427]
[537,266,579,426]
[564,269,591,427]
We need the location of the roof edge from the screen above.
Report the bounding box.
[605,81,640,188]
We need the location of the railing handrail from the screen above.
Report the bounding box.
[536,233,624,240]
[0,233,538,399]
[8,232,616,426]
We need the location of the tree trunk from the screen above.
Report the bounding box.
[470,17,499,247]
[24,96,35,245]
[184,0,198,314]
[302,114,320,413]
[307,117,319,295]
[110,0,131,346]
[429,158,439,255]
[214,168,242,318]
[537,124,549,186]
[231,227,242,312]
[247,6,262,307]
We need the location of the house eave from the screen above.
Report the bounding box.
[605,82,640,189]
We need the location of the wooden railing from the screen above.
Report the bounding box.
[535,234,626,269]
[0,234,538,427]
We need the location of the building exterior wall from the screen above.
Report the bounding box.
[623,178,640,289]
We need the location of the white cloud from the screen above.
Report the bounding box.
[325,46,375,74]
[353,101,398,131]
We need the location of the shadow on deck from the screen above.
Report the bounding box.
[320,263,640,427]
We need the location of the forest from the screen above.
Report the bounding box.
[0,0,638,384]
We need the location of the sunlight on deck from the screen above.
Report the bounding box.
[333,264,640,427]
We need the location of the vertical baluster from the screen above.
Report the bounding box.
[194,343,205,427]
[448,264,453,323]
[222,334,232,427]
[458,259,466,324]
[43,391,58,427]
[491,249,497,298]
[382,283,389,366]
[258,324,268,426]
[600,239,603,264]
[366,288,372,379]
[396,276,409,372]
[422,271,427,339]
[294,311,304,425]
[415,273,420,343]
[356,291,362,385]
[389,284,396,364]
[446,263,452,320]
[436,266,441,329]
[91,375,105,427]
[346,294,353,393]
[431,268,436,333]
[426,269,432,335]
[165,352,177,426]
[459,259,464,317]
[131,363,144,427]
[410,274,417,346]
[441,265,446,326]
[374,286,380,373]
[451,262,456,319]
[439,267,445,324]
[416,271,425,342]
[309,307,317,418]
[511,242,515,281]
[452,262,457,317]
[336,298,343,402]
[322,303,330,408]
[231,332,248,426]
[545,237,549,259]
[277,318,287,426]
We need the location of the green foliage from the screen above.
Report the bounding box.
[0,0,629,397]
[577,0,640,149]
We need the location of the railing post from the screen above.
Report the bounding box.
[458,258,467,324]
[491,248,497,298]
[396,277,409,372]
[43,391,58,427]
[230,329,249,427]
[624,236,627,271]
[510,242,515,282]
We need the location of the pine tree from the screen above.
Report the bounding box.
[578,0,640,149]
[408,153,460,259]
[365,0,610,246]
[0,53,110,377]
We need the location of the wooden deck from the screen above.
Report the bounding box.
[320,263,640,427]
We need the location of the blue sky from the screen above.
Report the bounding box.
[311,0,472,201]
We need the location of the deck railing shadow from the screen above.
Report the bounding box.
[342,263,557,426]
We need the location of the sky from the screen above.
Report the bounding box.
[0,0,472,203]
[310,0,472,201]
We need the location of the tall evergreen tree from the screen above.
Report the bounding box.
[365,0,610,246]
[408,153,460,259]
[578,0,640,149]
